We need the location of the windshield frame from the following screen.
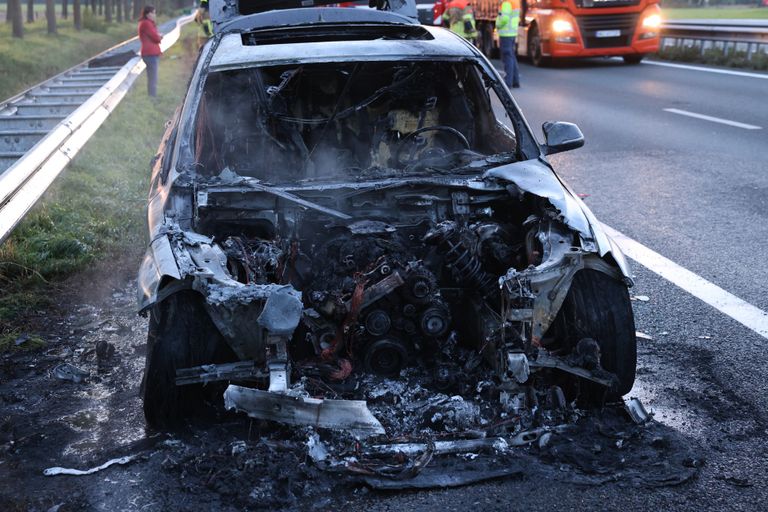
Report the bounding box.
[173,34,542,185]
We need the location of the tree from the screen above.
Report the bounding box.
[26,0,33,23]
[10,0,23,37]
[45,0,56,34]
[105,0,112,22]
[74,0,82,30]
[62,0,68,19]
[116,0,122,23]
[133,0,142,21]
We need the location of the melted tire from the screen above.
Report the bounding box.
[142,291,230,429]
[550,269,637,399]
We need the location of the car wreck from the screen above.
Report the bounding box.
[137,2,637,487]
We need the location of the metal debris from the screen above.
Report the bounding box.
[52,363,89,383]
[364,437,509,457]
[635,331,653,340]
[223,385,385,438]
[14,333,30,346]
[43,455,137,476]
[624,397,651,424]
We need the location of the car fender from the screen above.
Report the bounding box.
[137,235,182,313]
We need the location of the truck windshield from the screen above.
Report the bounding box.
[192,61,519,184]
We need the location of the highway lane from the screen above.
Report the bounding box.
[508,58,768,314]
[504,57,768,404]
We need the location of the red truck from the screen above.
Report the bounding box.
[465,0,662,65]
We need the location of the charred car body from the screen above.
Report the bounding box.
[138,2,637,440]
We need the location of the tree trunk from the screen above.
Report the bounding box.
[116,0,122,22]
[105,0,111,22]
[98,0,102,16]
[10,0,23,37]
[45,0,56,33]
[132,0,141,21]
[62,0,68,19]
[26,0,33,22]
[74,0,81,30]
[90,0,96,13]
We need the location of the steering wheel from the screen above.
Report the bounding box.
[394,125,470,166]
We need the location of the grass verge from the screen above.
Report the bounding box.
[657,43,768,71]
[663,7,768,20]
[0,26,198,348]
[0,17,137,99]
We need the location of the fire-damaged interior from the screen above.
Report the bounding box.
[192,61,517,181]
[140,47,637,485]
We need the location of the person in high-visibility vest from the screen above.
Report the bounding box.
[194,0,214,48]
[442,0,478,41]
[496,0,520,88]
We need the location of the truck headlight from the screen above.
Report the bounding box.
[641,14,661,29]
[552,19,574,34]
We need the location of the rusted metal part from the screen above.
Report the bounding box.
[223,385,386,437]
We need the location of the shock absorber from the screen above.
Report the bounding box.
[425,221,498,300]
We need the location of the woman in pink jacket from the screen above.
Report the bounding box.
[138,5,162,97]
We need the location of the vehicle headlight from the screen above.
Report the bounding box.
[552,19,574,34]
[641,14,661,30]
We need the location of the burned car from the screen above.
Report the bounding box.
[138,2,636,445]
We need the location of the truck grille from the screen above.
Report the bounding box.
[575,0,641,8]
[576,13,640,49]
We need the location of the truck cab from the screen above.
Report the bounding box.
[472,0,661,65]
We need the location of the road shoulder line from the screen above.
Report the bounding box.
[663,108,762,130]
[602,224,768,339]
[643,60,768,80]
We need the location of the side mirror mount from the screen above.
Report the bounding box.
[541,121,584,155]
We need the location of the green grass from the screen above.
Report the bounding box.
[663,7,768,20]
[0,25,198,343]
[0,14,137,99]
[0,332,46,353]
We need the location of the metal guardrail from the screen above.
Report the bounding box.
[661,18,768,60]
[0,14,194,245]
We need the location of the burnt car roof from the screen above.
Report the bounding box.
[209,24,475,70]
[215,5,418,33]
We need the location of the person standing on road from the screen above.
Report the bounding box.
[138,5,162,98]
[442,0,477,41]
[496,0,521,88]
[194,0,214,48]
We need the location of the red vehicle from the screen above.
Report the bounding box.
[471,0,661,65]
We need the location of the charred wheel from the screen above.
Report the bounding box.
[142,290,233,429]
[546,269,637,401]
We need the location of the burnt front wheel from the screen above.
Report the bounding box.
[142,291,231,429]
[548,269,637,400]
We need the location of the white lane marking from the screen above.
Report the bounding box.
[602,224,768,340]
[643,60,768,80]
[663,108,762,130]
